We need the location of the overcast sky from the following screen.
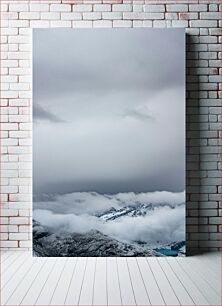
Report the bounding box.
[33,28,185,196]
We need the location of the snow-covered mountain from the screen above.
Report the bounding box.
[33,220,163,257]
[33,191,186,257]
[96,202,183,221]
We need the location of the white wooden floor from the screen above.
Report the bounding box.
[1,251,221,306]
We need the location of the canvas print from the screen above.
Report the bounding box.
[33,29,185,257]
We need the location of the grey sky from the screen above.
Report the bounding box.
[33,28,185,196]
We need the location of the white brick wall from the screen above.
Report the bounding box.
[0,0,221,254]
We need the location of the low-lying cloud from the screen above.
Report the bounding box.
[34,191,185,244]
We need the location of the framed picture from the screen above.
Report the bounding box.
[33,28,185,257]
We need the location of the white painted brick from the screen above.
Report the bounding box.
[94,4,111,12]
[9,67,31,75]
[1,4,8,12]
[72,20,93,28]
[153,20,171,28]
[143,5,165,12]
[1,28,18,36]
[200,12,221,20]
[142,20,153,27]
[9,155,19,162]
[123,12,164,19]
[113,20,132,27]
[19,12,40,20]
[10,178,31,186]
[2,75,18,83]
[9,99,30,107]
[1,138,18,146]
[50,4,71,12]
[93,20,112,28]
[41,12,60,20]
[61,12,82,20]
[2,123,18,131]
[9,44,19,52]
[172,20,188,28]
[9,233,29,240]
[2,60,18,68]
[50,21,72,28]
[19,241,31,248]
[1,225,18,233]
[133,5,143,12]
[10,83,30,91]
[9,217,29,225]
[2,170,18,178]
[165,13,178,20]
[9,20,29,28]
[1,186,18,194]
[30,4,49,12]
[209,4,219,12]
[73,4,92,12]
[0,241,18,248]
[166,5,188,12]
[112,4,132,12]
[19,210,30,217]
[9,3,29,12]
[102,12,122,20]
[0,218,9,225]
[190,20,218,28]
[8,146,31,154]
[30,20,50,28]
[19,226,30,233]
[9,115,30,123]
[1,91,18,99]
[83,12,102,20]
[133,20,143,27]
[189,4,207,12]
[8,36,31,45]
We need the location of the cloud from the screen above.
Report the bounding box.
[33,103,65,123]
[33,191,185,244]
[33,29,185,195]
[34,190,185,215]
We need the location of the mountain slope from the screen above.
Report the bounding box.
[33,220,163,257]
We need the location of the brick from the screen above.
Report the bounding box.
[83,12,102,20]
[72,20,93,28]
[41,12,60,20]
[143,5,165,12]
[30,21,50,28]
[189,4,207,12]
[166,5,188,12]
[9,233,29,240]
[123,12,164,20]
[102,12,122,19]
[73,4,92,12]
[200,12,221,20]
[94,4,111,12]
[30,4,49,12]
[112,4,132,12]
[50,21,71,28]
[19,12,40,20]
[189,20,218,28]
[61,12,82,20]
[113,20,132,27]
[93,20,112,28]
[172,20,188,28]
[50,4,71,12]
[9,4,28,11]
[0,241,18,248]
[9,217,29,225]
[2,123,18,131]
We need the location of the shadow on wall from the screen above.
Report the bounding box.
[186,33,205,256]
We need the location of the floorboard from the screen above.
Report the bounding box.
[1,251,220,306]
